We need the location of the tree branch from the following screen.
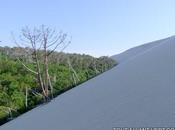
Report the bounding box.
[17,58,38,75]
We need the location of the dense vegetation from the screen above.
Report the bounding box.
[0,46,117,125]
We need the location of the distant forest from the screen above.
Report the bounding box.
[0,46,117,124]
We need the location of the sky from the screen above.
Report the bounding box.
[0,0,175,57]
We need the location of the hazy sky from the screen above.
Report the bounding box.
[0,0,175,57]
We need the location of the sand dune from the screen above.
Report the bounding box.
[1,36,175,130]
[111,37,171,63]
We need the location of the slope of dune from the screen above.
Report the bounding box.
[111,37,171,63]
[1,36,175,130]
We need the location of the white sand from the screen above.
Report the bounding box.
[1,36,175,130]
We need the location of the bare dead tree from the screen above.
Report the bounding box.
[12,27,47,101]
[67,57,80,85]
[93,59,100,75]
[1,106,17,120]
[19,27,47,100]
[25,86,28,109]
[41,25,69,99]
[13,25,70,102]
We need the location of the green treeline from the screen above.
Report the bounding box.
[0,46,117,124]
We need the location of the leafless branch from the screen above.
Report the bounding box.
[17,58,38,74]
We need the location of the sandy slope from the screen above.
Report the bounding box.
[0,36,175,130]
[111,37,171,63]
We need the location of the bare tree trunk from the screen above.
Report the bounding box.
[34,50,47,100]
[8,108,13,120]
[72,74,77,85]
[67,57,80,82]
[25,86,28,109]
[93,60,99,75]
[48,74,54,98]
[44,41,49,99]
